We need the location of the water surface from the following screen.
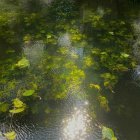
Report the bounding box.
[0,0,140,140]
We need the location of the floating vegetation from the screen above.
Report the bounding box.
[0,0,140,139]
[4,131,16,140]
[22,89,35,97]
[102,126,117,140]
[15,57,30,69]
[9,98,26,114]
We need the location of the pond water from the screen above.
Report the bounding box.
[0,0,140,140]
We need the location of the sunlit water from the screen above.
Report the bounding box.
[23,41,45,66]
[0,32,101,140]
[0,97,101,140]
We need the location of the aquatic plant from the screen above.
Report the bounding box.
[22,89,35,97]
[9,98,26,114]
[15,57,30,69]
[102,126,117,140]
[4,131,16,140]
[0,1,139,139]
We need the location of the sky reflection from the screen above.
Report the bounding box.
[62,104,91,140]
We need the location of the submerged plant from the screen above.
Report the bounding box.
[98,95,110,112]
[90,83,101,92]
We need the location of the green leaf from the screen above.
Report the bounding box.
[120,53,129,58]
[22,90,35,96]
[90,84,101,91]
[113,64,128,71]
[15,57,30,69]
[111,137,117,140]
[9,108,25,114]
[109,31,114,35]
[102,126,115,140]
[47,34,52,39]
[0,102,9,112]
[4,131,16,140]
[9,98,26,114]
[13,98,24,108]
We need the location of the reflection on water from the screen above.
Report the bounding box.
[58,32,91,140]
[58,33,71,47]
[0,98,101,140]
[23,40,45,65]
[62,102,91,140]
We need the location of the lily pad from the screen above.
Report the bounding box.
[13,98,24,108]
[22,90,35,96]
[4,131,16,140]
[102,126,117,140]
[15,57,30,69]
[9,98,25,114]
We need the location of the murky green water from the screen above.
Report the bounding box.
[0,0,140,140]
